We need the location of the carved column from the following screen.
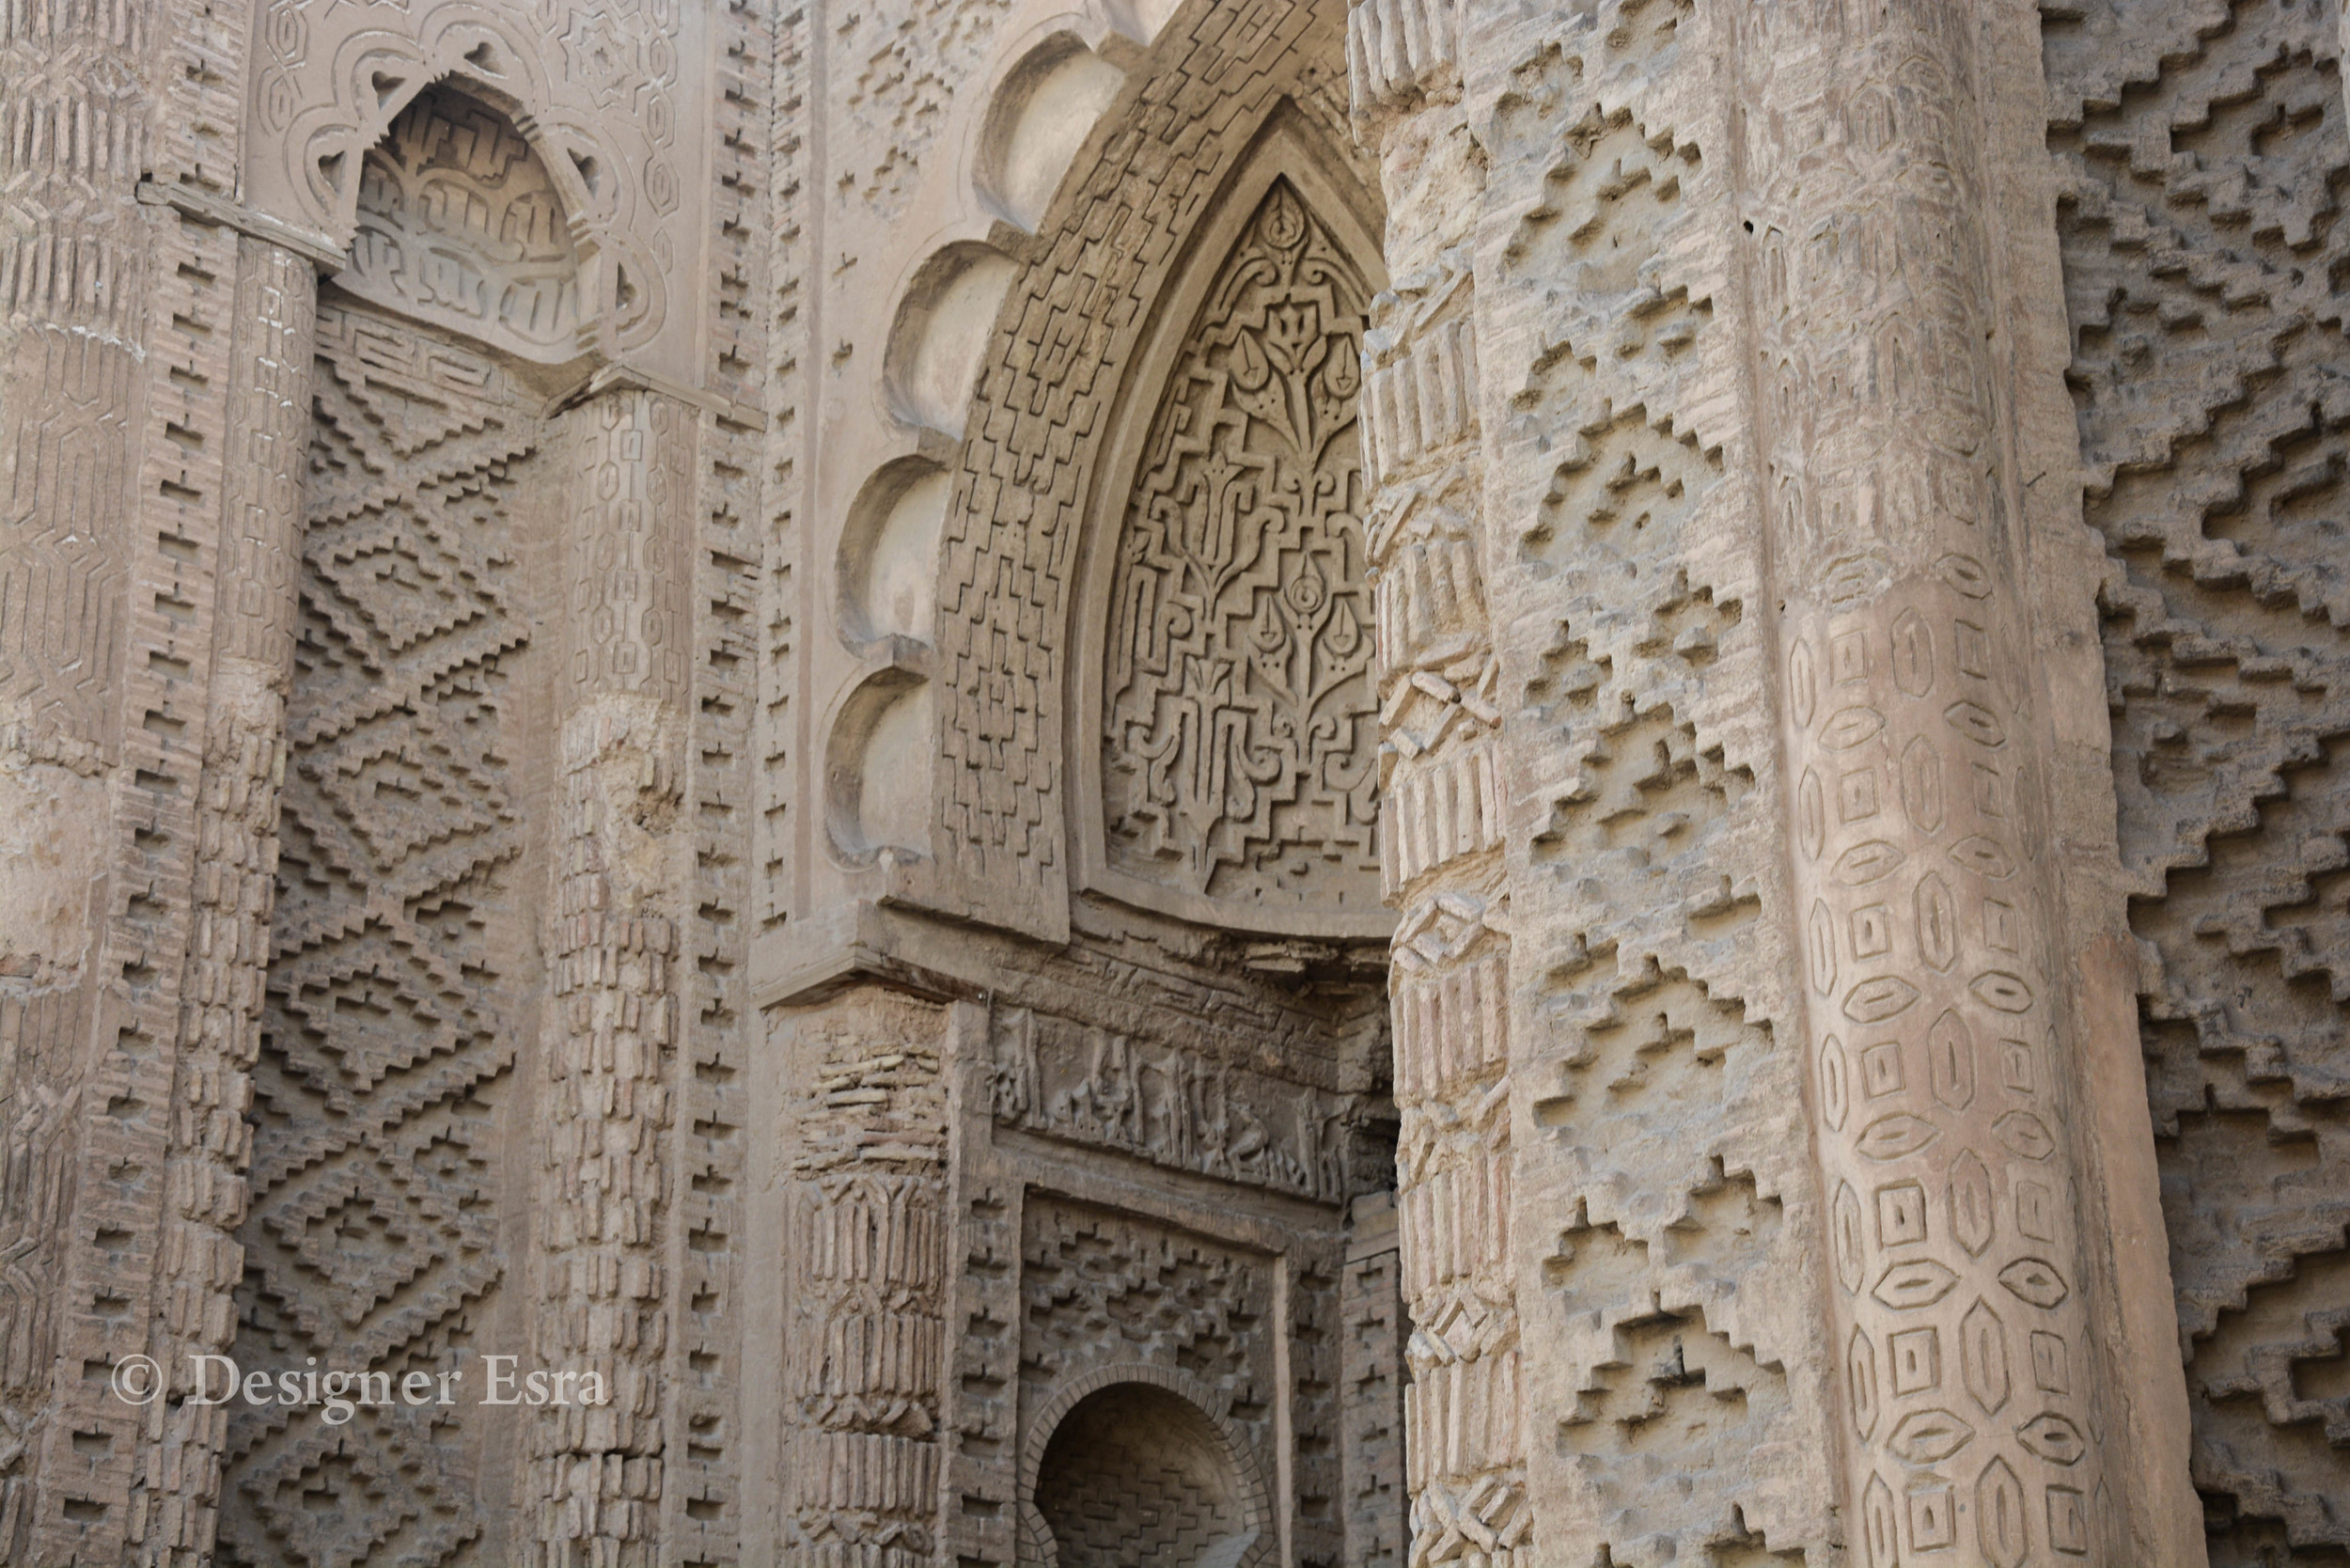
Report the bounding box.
[770,986,948,1568]
[535,387,696,1565]
[1743,6,2115,1560]
[1350,6,1529,1563]
[141,235,318,1567]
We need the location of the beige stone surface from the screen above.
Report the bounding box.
[0,0,2341,1563]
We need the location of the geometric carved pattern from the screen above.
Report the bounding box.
[2045,1,2350,1555]
[222,301,545,1568]
[1033,1382,1260,1568]
[345,85,584,363]
[1018,1200,1280,1497]
[1103,180,1380,917]
[1753,0,2115,1547]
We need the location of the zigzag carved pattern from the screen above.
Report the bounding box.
[2046,0,2350,1555]
[217,301,545,1568]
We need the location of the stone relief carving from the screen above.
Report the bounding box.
[2046,0,2350,1555]
[780,990,949,1568]
[221,301,547,1567]
[1747,5,2110,1560]
[988,1006,1355,1204]
[930,2,1368,931]
[1018,1198,1277,1452]
[345,85,585,364]
[245,0,707,382]
[1102,180,1381,920]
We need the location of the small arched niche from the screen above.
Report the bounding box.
[342,80,588,364]
[1031,1383,1263,1568]
[978,37,1127,234]
[838,457,952,650]
[826,670,935,867]
[885,243,1019,436]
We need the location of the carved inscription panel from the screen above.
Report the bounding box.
[1102,180,1380,920]
[989,1006,1355,1205]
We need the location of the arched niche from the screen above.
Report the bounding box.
[343,82,587,365]
[838,457,954,651]
[976,36,1128,234]
[1069,116,1389,939]
[885,243,1021,437]
[826,668,935,868]
[243,0,705,379]
[1018,1368,1274,1568]
[911,0,1379,943]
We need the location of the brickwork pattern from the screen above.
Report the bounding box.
[2045,0,2350,1557]
[219,301,546,1568]
[1032,1383,1254,1567]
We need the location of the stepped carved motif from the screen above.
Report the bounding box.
[2045,0,2350,1556]
[220,301,545,1568]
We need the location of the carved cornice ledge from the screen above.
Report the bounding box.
[133,179,345,271]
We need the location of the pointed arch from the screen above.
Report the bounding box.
[902,0,1383,940]
[1073,128,1387,936]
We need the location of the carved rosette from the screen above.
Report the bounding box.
[1745,7,2114,1562]
[1102,180,1381,919]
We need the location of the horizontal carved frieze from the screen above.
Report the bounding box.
[990,1008,1355,1205]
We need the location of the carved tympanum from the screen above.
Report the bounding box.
[343,85,585,363]
[1103,180,1379,916]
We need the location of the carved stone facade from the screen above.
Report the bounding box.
[1,0,2346,1565]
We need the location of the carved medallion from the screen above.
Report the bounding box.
[1102,180,1379,916]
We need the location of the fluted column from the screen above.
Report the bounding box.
[1350,5,1529,1563]
[535,387,697,1565]
[1743,6,2114,1560]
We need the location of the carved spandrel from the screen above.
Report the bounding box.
[1102,180,1382,917]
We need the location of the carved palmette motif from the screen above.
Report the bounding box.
[1104,180,1380,914]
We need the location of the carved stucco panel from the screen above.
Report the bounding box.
[1098,179,1381,927]
[243,0,710,383]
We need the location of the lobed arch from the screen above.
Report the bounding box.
[819,0,1378,944]
[243,0,708,380]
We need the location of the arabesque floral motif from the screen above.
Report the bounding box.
[1104,181,1380,912]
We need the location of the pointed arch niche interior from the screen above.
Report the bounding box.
[885,68,1390,946]
[1070,130,1387,938]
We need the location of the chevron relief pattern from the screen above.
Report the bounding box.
[2045,1,2350,1556]
[219,302,549,1568]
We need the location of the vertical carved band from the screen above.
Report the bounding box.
[1745,7,2112,1563]
[779,990,948,1568]
[146,236,319,1567]
[535,389,696,1565]
[1355,61,1528,1546]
